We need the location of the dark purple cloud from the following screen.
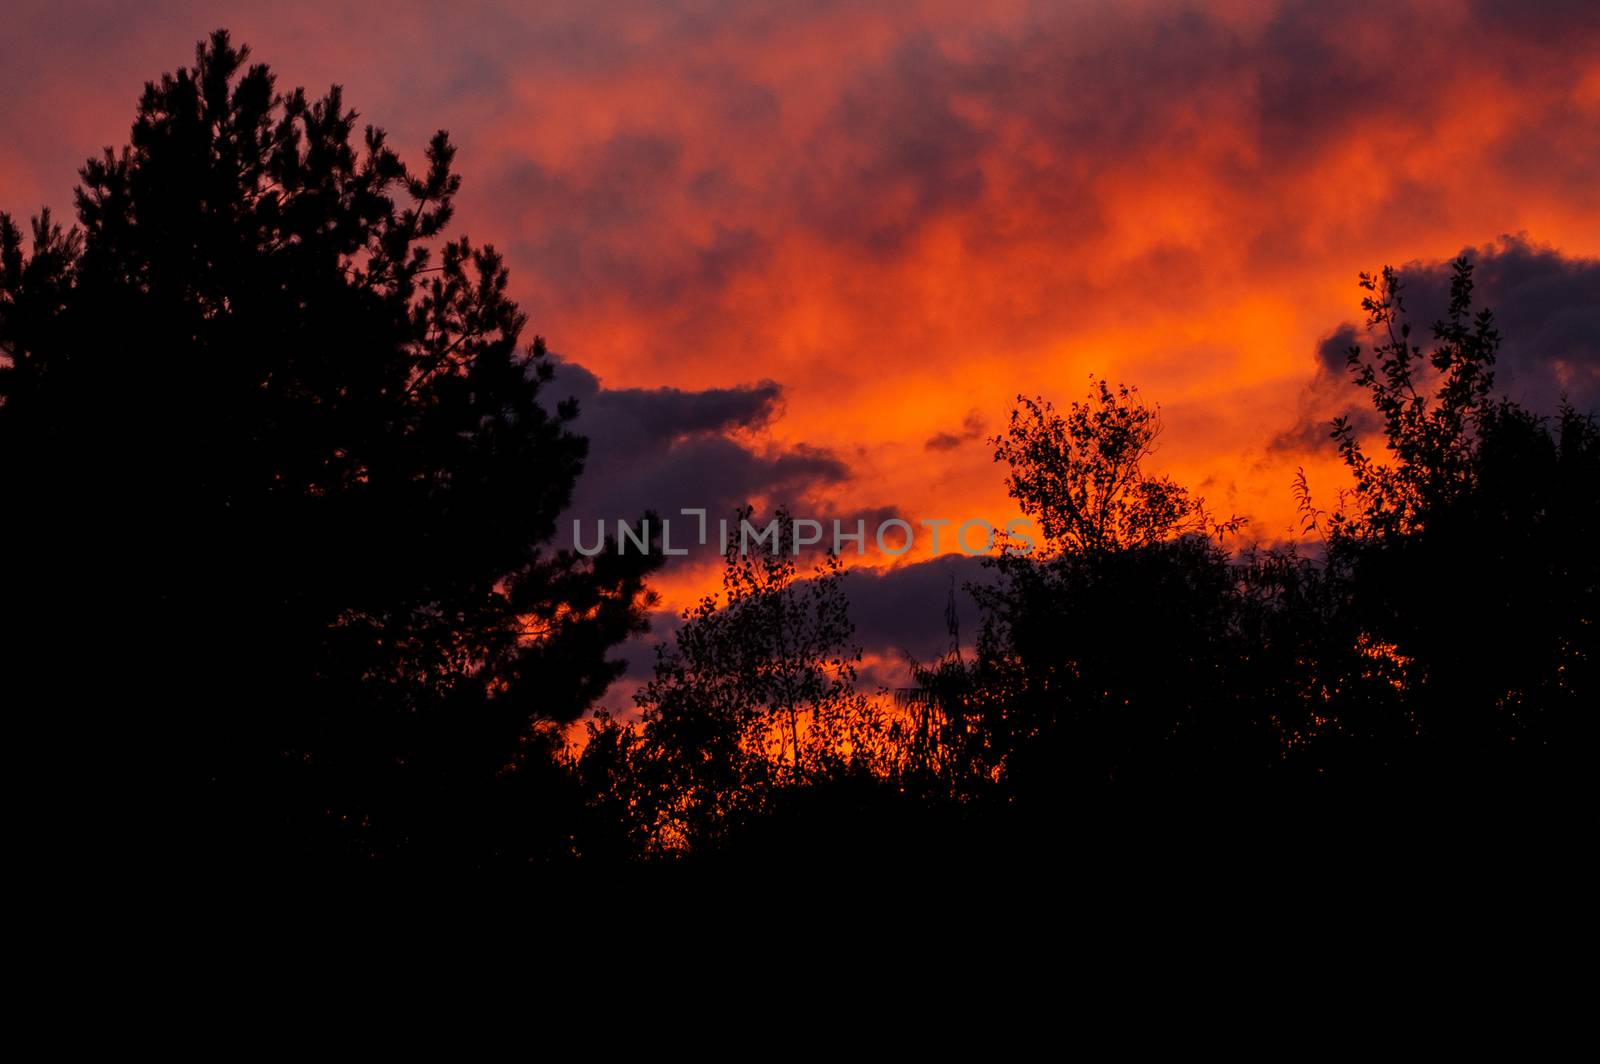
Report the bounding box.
[544,355,862,566]
[1270,237,1600,457]
[925,409,986,452]
[1398,236,1600,413]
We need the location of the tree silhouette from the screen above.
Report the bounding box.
[1309,258,1599,778]
[0,31,659,864]
[1331,259,1502,537]
[962,380,1253,795]
[891,580,1024,810]
[991,379,1240,556]
[614,507,887,853]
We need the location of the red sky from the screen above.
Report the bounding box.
[4,0,1598,683]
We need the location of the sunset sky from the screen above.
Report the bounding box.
[4,0,1597,697]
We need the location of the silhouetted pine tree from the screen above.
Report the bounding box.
[0,31,660,866]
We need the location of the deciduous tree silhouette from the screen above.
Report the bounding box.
[613,507,888,854]
[968,380,1253,795]
[0,31,659,864]
[1309,258,1598,777]
[991,380,1239,555]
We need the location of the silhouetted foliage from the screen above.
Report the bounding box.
[952,381,1253,796]
[0,32,659,865]
[595,507,891,854]
[992,380,1241,554]
[893,582,1001,800]
[1308,259,1599,775]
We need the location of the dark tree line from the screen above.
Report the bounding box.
[2,34,1593,867]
